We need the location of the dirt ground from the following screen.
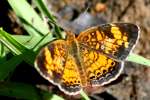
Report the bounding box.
[0,0,150,100]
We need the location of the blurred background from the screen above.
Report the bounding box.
[0,0,150,100]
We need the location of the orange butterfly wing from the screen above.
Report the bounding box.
[77,23,139,61]
[35,40,82,95]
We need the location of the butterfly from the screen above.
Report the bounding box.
[34,23,140,95]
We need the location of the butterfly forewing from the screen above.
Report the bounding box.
[77,23,139,61]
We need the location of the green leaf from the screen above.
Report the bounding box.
[34,0,63,39]
[32,32,55,51]
[0,29,36,66]
[0,82,41,100]
[0,81,64,100]
[7,0,51,37]
[34,0,56,22]
[0,43,7,64]
[80,90,91,100]
[127,53,150,66]
[0,55,23,80]
[0,28,27,55]
[40,90,64,100]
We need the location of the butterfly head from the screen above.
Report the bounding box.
[65,31,76,41]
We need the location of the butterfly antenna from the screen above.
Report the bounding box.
[83,4,90,15]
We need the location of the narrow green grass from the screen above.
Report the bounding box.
[127,53,150,66]
[7,0,50,36]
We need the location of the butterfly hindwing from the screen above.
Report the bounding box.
[79,45,123,86]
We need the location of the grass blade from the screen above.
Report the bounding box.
[0,28,27,55]
[40,90,64,100]
[127,53,150,66]
[0,81,64,100]
[80,90,90,100]
[0,55,23,80]
[0,82,41,100]
[0,29,36,66]
[7,0,50,37]
[35,0,63,39]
